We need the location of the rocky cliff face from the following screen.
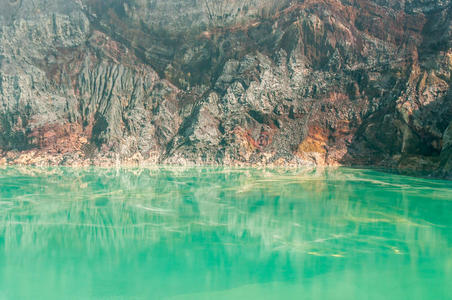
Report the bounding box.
[0,0,451,178]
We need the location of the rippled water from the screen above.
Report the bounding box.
[0,167,451,299]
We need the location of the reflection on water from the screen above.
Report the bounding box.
[0,167,451,299]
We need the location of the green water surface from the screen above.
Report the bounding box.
[0,167,451,299]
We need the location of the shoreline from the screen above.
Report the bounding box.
[1,149,450,181]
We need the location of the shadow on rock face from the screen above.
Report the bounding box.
[340,70,452,178]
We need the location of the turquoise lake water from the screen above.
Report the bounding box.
[0,167,451,299]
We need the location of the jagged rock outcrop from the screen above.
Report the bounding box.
[0,0,451,178]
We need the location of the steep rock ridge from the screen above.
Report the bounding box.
[0,0,450,178]
[0,0,181,165]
